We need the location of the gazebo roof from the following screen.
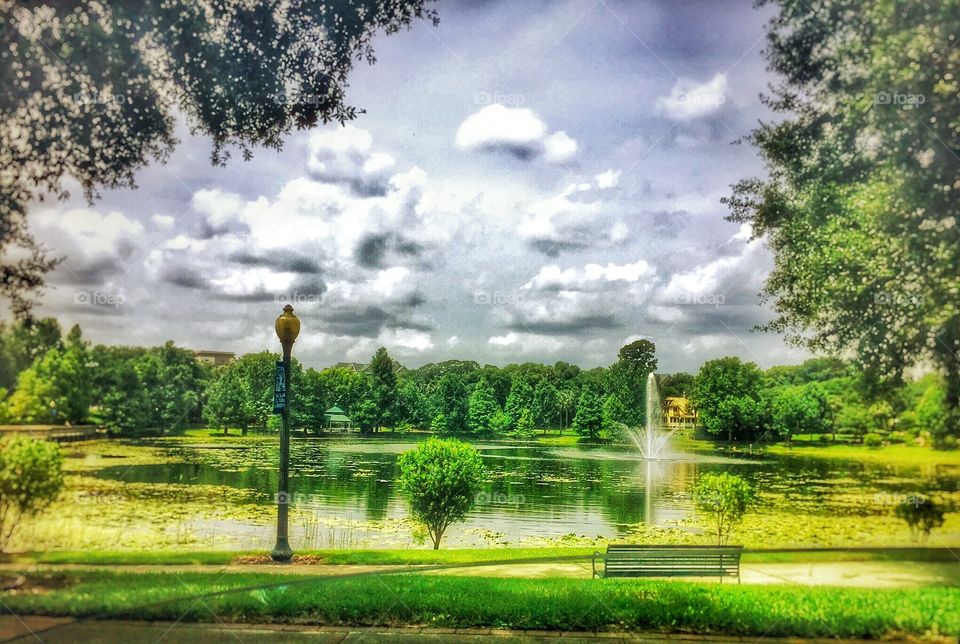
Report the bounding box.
[326,414,352,423]
[325,405,346,415]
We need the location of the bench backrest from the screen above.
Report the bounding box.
[603,545,742,578]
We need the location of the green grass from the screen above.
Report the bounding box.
[762,441,960,465]
[4,546,957,567]
[3,570,958,638]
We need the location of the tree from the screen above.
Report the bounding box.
[0,435,64,552]
[352,399,379,433]
[572,387,604,441]
[557,387,576,431]
[692,357,765,441]
[513,408,535,439]
[1,2,439,315]
[835,403,873,442]
[133,341,207,433]
[433,373,468,434]
[532,380,560,431]
[504,378,534,432]
[726,0,960,444]
[394,380,429,428]
[770,386,824,440]
[692,472,755,545]
[0,318,62,389]
[396,438,485,549]
[430,412,449,436]
[203,366,250,434]
[368,347,398,431]
[608,339,657,425]
[658,372,695,399]
[468,377,499,435]
[316,366,370,419]
[600,394,628,443]
[7,327,92,425]
[488,410,513,436]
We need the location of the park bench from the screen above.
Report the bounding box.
[592,544,743,582]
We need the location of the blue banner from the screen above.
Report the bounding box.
[272,360,286,413]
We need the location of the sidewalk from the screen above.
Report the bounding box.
[2,559,958,588]
[0,617,919,643]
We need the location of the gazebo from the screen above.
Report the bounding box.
[324,405,353,432]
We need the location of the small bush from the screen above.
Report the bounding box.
[0,434,65,553]
[863,432,883,448]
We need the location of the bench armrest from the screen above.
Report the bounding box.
[592,551,605,578]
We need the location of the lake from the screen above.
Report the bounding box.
[24,435,960,551]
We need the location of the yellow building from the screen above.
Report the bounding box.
[663,396,697,429]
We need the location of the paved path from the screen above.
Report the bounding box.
[2,559,959,588]
[0,617,919,643]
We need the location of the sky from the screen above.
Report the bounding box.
[22,0,813,373]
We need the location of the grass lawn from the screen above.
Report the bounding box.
[3,570,958,638]
[4,547,958,567]
[761,441,960,465]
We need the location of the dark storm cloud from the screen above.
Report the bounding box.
[320,305,434,337]
[355,233,426,269]
[508,314,622,335]
[229,250,324,274]
[528,238,590,257]
[161,266,208,290]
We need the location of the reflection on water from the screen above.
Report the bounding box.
[86,437,960,548]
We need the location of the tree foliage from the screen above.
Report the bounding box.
[0,435,64,552]
[609,339,657,425]
[693,472,755,545]
[396,438,485,549]
[0,1,439,314]
[727,0,960,443]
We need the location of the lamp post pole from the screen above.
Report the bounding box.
[272,304,300,562]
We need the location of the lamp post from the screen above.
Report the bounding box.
[272,304,300,562]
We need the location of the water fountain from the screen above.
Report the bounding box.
[626,372,676,460]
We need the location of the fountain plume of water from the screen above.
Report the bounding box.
[626,372,676,459]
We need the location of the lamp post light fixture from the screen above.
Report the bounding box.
[271,304,300,562]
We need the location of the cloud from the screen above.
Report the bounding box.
[151,214,175,229]
[307,125,396,196]
[488,331,565,354]
[524,259,655,291]
[455,105,577,163]
[655,73,728,121]
[33,208,144,284]
[595,169,622,189]
[517,183,631,256]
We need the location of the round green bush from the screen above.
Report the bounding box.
[863,432,883,448]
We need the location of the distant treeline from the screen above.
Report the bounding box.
[0,318,952,446]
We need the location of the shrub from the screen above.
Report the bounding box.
[0,435,65,553]
[863,432,883,448]
[397,438,485,549]
[692,472,755,545]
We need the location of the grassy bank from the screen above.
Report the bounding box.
[760,441,960,465]
[4,570,958,638]
[4,546,958,567]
